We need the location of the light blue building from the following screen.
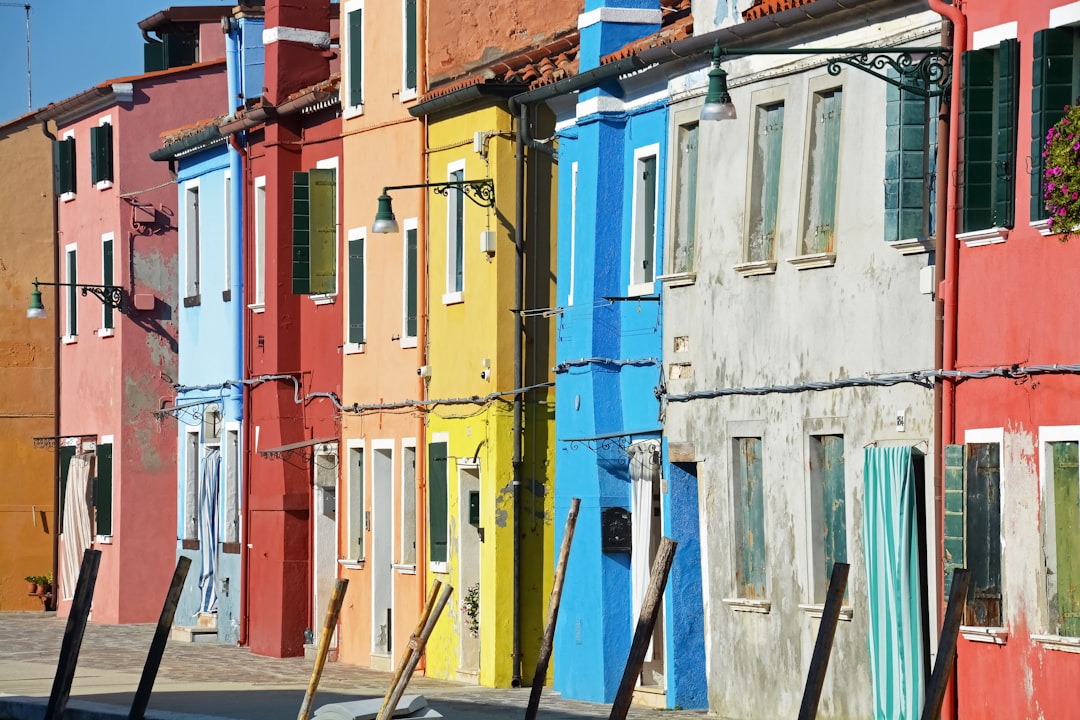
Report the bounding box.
[151,11,263,644]
[516,0,706,707]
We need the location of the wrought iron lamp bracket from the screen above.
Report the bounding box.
[383,179,495,208]
[825,48,952,98]
[34,279,124,310]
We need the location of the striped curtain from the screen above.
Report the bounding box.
[862,446,925,719]
[61,453,94,600]
[199,447,221,614]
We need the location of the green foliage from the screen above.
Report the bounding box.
[461,582,480,638]
[1043,104,1080,240]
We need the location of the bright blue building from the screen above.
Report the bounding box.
[525,0,707,707]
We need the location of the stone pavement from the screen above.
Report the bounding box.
[0,613,708,720]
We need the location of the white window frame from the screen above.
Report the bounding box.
[960,427,1008,643]
[95,116,113,191]
[222,422,241,544]
[568,162,578,306]
[60,129,75,203]
[95,434,115,543]
[63,242,78,343]
[183,426,200,542]
[397,438,418,570]
[401,217,419,348]
[183,178,201,302]
[310,157,340,304]
[249,176,267,313]
[1035,425,1080,649]
[341,438,366,565]
[99,232,115,337]
[628,143,660,296]
[344,226,366,354]
[443,160,466,304]
[430,430,450,574]
[344,0,365,117]
[400,0,417,102]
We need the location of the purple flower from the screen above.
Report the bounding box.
[1049,183,1056,192]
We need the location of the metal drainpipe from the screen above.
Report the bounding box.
[41,119,61,613]
[511,100,527,688]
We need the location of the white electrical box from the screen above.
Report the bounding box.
[920,265,936,296]
[480,230,496,254]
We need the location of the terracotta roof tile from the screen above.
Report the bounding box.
[599,0,692,65]
[742,0,820,22]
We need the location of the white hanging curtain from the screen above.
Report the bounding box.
[199,447,221,613]
[629,439,661,660]
[61,453,94,601]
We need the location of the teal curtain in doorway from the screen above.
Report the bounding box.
[863,446,924,719]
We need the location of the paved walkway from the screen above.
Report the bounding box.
[0,612,707,720]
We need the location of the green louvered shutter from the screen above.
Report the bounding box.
[102,237,114,330]
[348,8,363,107]
[821,435,847,597]
[404,0,417,92]
[966,442,1002,627]
[428,442,448,564]
[144,41,166,72]
[405,227,418,338]
[1031,29,1075,221]
[943,444,965,600]
[165,32,197,69]
[58,444,77,526]
[996,38,1020,228]
[308,168,336,295]
[292,172,310,294]
[733,437,766,599]
[1052,441,1080,636]
[885,75,929,241]
[962,49,995,231]
[348,237,365,344]
[94,443,113,536]
[53,138,75,195]
[805,89,841,253]
[90,123,113,185]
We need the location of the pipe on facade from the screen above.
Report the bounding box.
[414,0,429,670]
[509,100,527,689]
[926,2,964,719]
[40,118,61,613]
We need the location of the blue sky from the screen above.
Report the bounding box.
[0,1,235,125]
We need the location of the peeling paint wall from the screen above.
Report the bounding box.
[662,9,940,717]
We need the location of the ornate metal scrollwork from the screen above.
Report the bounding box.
[79,284,124,309]
[430,179,496,208]
[826,49,951,97]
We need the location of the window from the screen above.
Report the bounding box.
[292,163,337,296]
[183,429,200,543]
[630,144,659,292]
[345,0,364,114]
[944,438,1003,627]
[445,162,465,301]
[401,443,417,566]
[732,436,766,598]
[101,234,114,331]
[224,171,232,300]
[568,162,578,305]
[252,176,266,309]
[402,0,417,100]
[428,439,449,568]
[1031,28,1079,223]
[960,39,1019,233]
[223,426,240,545]
[747,102,785,263]
[800,88,842,255]
[347,228,366,347]
[347,443,365,561]
[183,181,200,305]
[53,134,76,198]
[94,440,113,537]
[884,74,938,242]
[91,119,113,187]
[65,244,77,339]
[403,218,418,346]
[669,123,699,275]
[1040,429,1080,637]
[809,435,846,603]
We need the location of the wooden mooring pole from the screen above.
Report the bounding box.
[298,578,350,720]
[797,562,850,720]
[129,556,192,720]
[44,548,102,720]
[524,497,581,720]
[921,568,971,720]
[608,537,677,720]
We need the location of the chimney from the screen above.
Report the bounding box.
[263,0,331,106]
[577,0,662,73]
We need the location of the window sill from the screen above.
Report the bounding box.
[393,563,417,575]
[657,272,696,287]
[97,328,115,338]
[344,342,365,355]
[400,89,417,103]
[958,227,1009,247]
[62,335,77,345]
[734,261,777,277]
[1031,218,1053,237]
[442,291,463,306]
[890,237,935,255]
[626,281,656,297]
[61,192,75,203]
[338,559,364,570]
[247,303,266,315]
[430,561,449,575]
[95,535,113,545]
[798,603,853,621]
[1032,634,1080,653]
[400,337,417,350]
[96,180,113,191]
[310,293,336,306]
[786,252,836,270]
[343,104,365,119]
[722,598,771,614]
[183,295,201,308]
[960,626,1008,644]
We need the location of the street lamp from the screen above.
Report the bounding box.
[700,42,736,122]
[26,277,124,319]
[372,179,496,234]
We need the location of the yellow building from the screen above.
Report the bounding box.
[412,93,558,686]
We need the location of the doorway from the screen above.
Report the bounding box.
[372,443,394,664]
[458,463,481,677]
[629,440,665,690]
[312,444,338,650]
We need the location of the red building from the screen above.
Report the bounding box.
[945,1,1080,716]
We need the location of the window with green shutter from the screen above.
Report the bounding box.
[961,39,1019,232]
[102,236,114,330]
[733,436,766,599]
[65,247,77,338]
[1046,440,1080,636]
[810,434,846,603]
[293,169,337,295]
[348,445,365,560]
[946,442,1003,626]
[348,235,365,344]
[670,122,699,275]
[53,137,75,196]
[405,226,418,339]
[884,73,938,242]
[1031,28,1077,222]
[94,443,112,536]
[58,444,77,527]
[748,102,784,262]
[428,441,448,565]
[801,88,842,255]
[447,167,465,295]
[91,123,113,185]
[346,2,364,110]
[404,0,417,94]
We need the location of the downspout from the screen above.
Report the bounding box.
[415,1,429,673]
[510,101,528,688]
[927,2,964,719]
[41,119,61,613]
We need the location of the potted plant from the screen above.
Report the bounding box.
[24,575,39,595]
[39,574,53,596]
[1042,103,1080,240]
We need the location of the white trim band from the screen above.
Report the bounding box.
[263,26,332,47]
[971,22,1017,50]
[578,7,662,29]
